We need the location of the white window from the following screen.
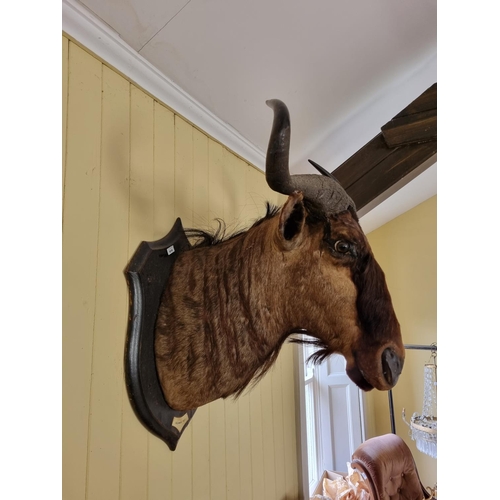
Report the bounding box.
[296,337,366,499]
[297,336,322,497]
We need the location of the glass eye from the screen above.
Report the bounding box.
[334,240,351,254]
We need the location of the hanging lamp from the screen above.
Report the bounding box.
[402,346,437,459]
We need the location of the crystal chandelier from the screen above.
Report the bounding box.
[402,349,437,459]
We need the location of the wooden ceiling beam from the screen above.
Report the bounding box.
[332,83,437,213]
[347,141,436,210]
[381,108,436,147]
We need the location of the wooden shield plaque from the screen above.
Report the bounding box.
[124,218,195,451]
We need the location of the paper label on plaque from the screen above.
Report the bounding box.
[172,414,189,433]
[167,245,175,255]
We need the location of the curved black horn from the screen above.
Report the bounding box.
[265,99,356,214]
[308,159,336,179]
[265,99,294,193]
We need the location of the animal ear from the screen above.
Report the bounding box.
[278,191,306,250]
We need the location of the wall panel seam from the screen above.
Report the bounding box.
[84,58,104,500]
[206,130,212,500]
[119,78,133,500]
[63,37,70,226]
[152,100,156,241]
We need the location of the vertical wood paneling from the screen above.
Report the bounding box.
[207,138,228,500]
[86,66,130,500]
[233,157,248,226]
[171,424,194,500]
[236,164,253,500]
[261,370,277,500]
[209,399,227,500]
[225,398,241,499]
[222,147,237,229]
[223,150,241,500]
[192,128,210,231]
[62,41,102,500]
[62,35,69,203]
[250,169,278,500]
[128,86,155,243]
[174,115,193,228]
[282,344,300,498]
[208,139,225,228]
[245,164,270,223]
[147,101,175,500]
[191,128,211,500]
[153,101,176,239]
[120,85,155,500]
[237,394,253,500]
[147,434,172,500]
[272,358,287,495]
[245,164,266,500]
[171,116,195,500]
[63,36,301,500]
[254,165,275,207]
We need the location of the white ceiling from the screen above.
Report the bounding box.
[68,0,437,231]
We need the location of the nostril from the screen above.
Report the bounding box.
[382,348,402,387]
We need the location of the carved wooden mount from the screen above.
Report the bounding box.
[124,218,195,451]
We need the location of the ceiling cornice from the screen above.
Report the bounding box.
[62,0,266,170]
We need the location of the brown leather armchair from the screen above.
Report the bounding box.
[350,434,434,500]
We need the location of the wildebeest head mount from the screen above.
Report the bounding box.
[125,99,405,450]
[261,99,404,390]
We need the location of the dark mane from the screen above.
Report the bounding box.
[288,336,333,365]
[186,202,281,248]
[186,199,339,249]
[242,331,331,397]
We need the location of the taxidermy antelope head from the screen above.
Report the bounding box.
[155,99,405,411]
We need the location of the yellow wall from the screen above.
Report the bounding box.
[62,35,300,500]
[363,196,437,488]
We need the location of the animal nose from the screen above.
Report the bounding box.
[381,348,403,387]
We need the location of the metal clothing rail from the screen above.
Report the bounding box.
[388,343,437,434]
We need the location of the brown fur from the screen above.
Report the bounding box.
[155,193,404,410]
